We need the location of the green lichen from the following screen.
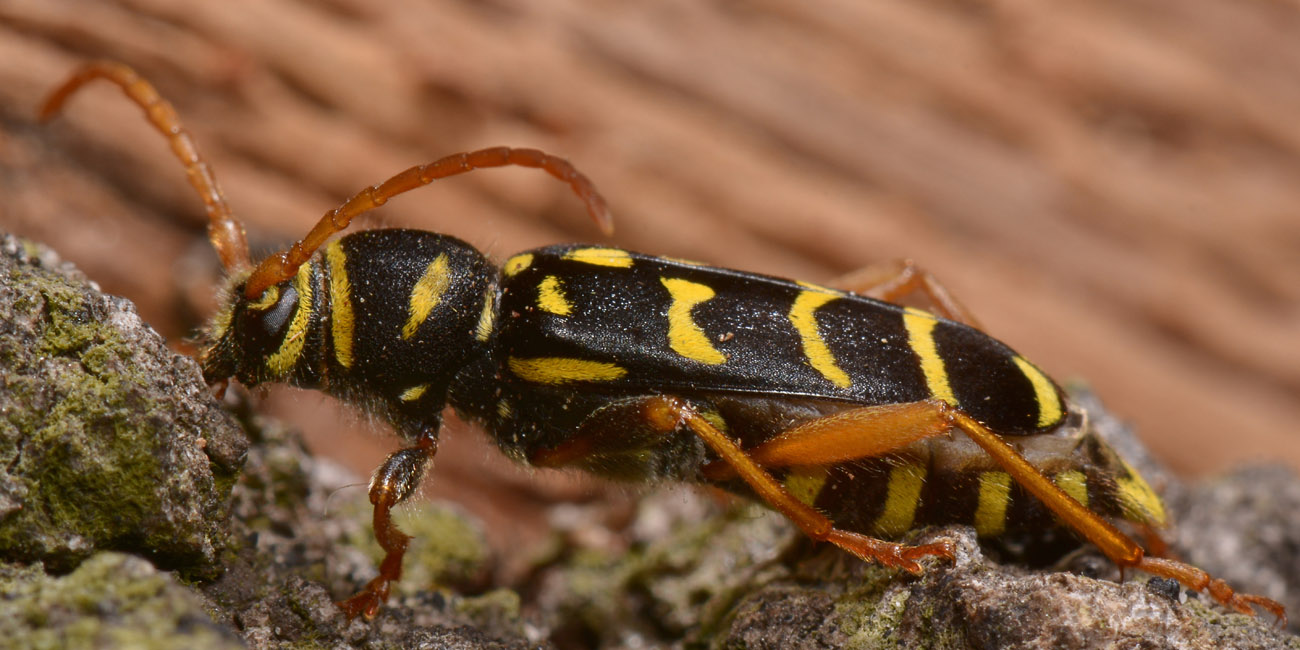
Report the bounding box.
[0,237,244,578]
[836,586,914,649]
[0,552,242,650]
[454,588,525,637]
[538,498,795,646]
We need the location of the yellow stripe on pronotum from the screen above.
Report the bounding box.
[402,254,451,340]
[475,289,495,342]
[874,463,927,537]
[788,284,851,388]
[507,357,628,384]
[399,384,428,402]
[974,471,1013,537]
[902,307,958,407]
[563,247,634,268]
[660,277,726,365]
[325,240,355,368]
[265,262,314,378]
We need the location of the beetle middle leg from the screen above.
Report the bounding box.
[337,429,438,620]
[643,396,956,572]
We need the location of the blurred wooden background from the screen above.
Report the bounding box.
[1,1,1298,549]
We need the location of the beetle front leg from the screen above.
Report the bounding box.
[338,429,438,620]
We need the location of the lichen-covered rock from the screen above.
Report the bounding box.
[201,412,534,649]
[0,552,244,650]
[0,234,246,578]
[1171,464,1300,620]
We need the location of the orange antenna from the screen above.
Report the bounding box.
[40,61,251,274]
[241,146,613,300]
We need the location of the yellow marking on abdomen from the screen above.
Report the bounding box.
[1116,460,1167,527]
[788,288,851,388]
[538,275,573,316]
[660,277,726,365]
[399,384,428,402]
[1012,356,1063,428]
[874,463,927,536]
[503,253,533,277]
[476,289,495,342]
[785,465,829,507]
[402,254,451,340]
[902,308,957,407]
[563,247,633,268]
[266,262,314,378]
[1054,470,1088,507]
[507,357,628,384]
[325,241,355,368]
[701,410,729,433]
[974,471,1013,537]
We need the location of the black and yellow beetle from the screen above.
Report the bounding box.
[41,61,1285,623]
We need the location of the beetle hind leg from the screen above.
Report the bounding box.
[1134,557,1286,624]
[946,410,1287,623]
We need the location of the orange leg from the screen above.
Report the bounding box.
[644,396,955,573]
[830,259,981,328]
[1135,557,1285,623]
[337,430,438,620]
[700,400,954,480]
[946,409,1283,623]
[696,398,1283,622]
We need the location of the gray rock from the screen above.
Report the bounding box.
[0,234,245,577]
[0,552,245,650]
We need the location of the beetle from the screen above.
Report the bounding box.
[40,61,1285,623]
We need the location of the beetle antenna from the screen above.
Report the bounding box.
[242,146,613,300]
[40,61,252,274]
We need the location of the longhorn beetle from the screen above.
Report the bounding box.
[40,61,1285,623]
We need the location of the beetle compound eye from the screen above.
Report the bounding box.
[257,284,298,340]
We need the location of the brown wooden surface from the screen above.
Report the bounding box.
[2,1,1298,552]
